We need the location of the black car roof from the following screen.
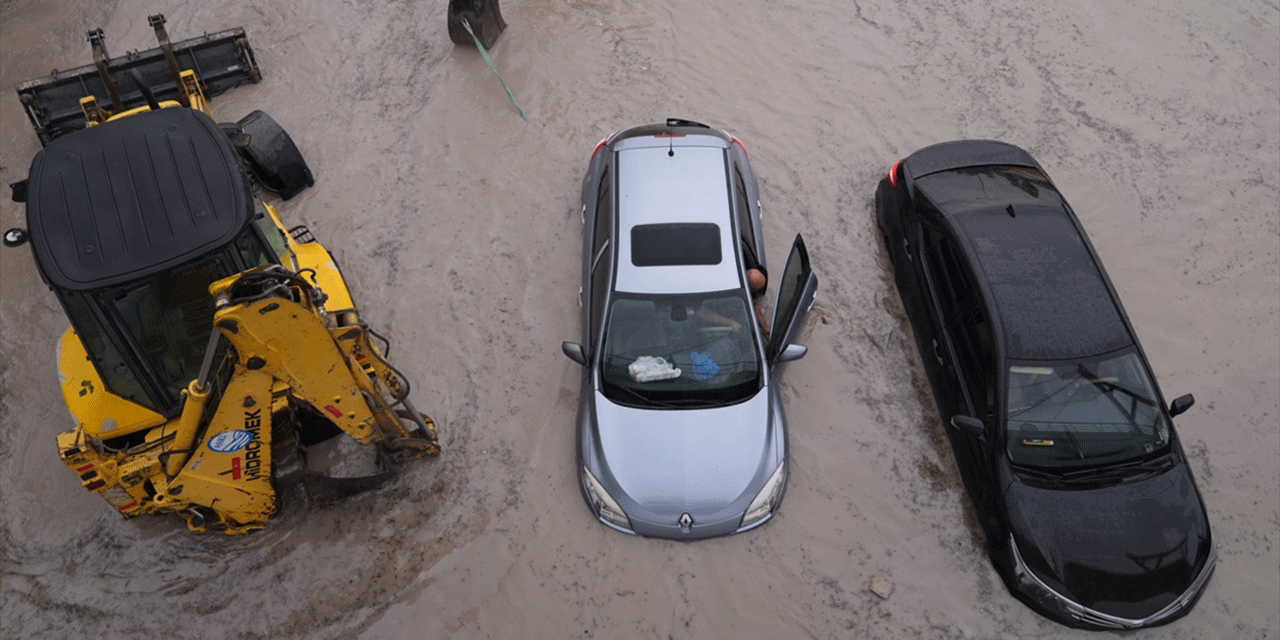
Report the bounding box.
[905,139,1038,179]
[957,205,1134,360]
[25,107,254,291]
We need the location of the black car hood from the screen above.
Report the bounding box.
[1005,460,1212,619]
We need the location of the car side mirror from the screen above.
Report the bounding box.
[950,415,985,438]
[1169,394,1195,417]
[561,341,588,366]
[776,343,808,363]
[3,228,29,247]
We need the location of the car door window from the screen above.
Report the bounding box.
[590,244,611,342]
[590,170,613,340]
[593,169,611,255]
[767,235,817,359]
[920,224,981,415]
[733,167,757,258]
[952,307,995,420]
[923,227,976,318]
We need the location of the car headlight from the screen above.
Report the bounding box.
[582,467,631,530]
[1009,532,1218,629]
[1009,534,1134,629]
[740,461,786,529]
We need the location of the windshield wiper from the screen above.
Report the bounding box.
[1008,377,1078,417]
[609,383,694,410]
[1010,464,1069,481]
[1063,425,1086,460]
[655,397,719,408]
[1076,363,1157,431]
[1057,454,1175,484]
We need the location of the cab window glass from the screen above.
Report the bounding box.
[253,207,289,257]
[59,290,155,411]
[103,254,232,408]
[234,224,273,268]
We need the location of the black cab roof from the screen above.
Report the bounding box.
[25,107,254,291]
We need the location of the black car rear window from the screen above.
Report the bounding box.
[915,165,1063,214]
[630,223,722,266]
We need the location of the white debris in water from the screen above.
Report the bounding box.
[870,575,894,599]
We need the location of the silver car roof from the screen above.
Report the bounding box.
[613,136,739,294]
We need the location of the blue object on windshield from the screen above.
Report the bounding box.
[690,351,720,381]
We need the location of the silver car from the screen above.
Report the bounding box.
[562,119,818,539]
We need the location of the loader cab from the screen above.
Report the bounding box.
[23,106,285,420]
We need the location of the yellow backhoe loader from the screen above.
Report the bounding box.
[5,16,439,534]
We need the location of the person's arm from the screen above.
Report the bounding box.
[697,305,743,332]
[753,301,771,342]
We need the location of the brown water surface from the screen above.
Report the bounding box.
[2,0,1276,638]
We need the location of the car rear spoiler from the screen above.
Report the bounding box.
[15,14,261,145]
[904,140,1040,179]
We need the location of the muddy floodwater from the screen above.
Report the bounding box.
[1,0,1276,638]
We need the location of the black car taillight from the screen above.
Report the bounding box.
[888,159,903,187]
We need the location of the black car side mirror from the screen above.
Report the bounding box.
[950,415,985,438]
[1169,394,1195,417]
[562,341,587,366]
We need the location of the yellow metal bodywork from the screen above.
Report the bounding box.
[79,69,212,125]
[50,68,437,535]
[55,261,438,534]
[59,327,166,440]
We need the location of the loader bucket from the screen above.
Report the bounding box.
[15,19,261,144]
[448,0,507,49]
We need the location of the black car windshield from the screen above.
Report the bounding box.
[915,165,1063,214]
[600,291,761,409]
[1006,350,1170,470]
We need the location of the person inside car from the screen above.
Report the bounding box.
[696,265,770,341]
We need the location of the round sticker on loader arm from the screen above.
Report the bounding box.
[209,430,253,453]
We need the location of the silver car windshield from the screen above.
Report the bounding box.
[600,291,761,409]
[1006,350,1170,469]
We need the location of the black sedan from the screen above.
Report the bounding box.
[874,140,1215,630]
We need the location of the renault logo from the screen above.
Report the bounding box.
[679,513,693,528]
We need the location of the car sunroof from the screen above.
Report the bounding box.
[630,223,722,266]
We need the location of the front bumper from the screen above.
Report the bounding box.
[1009,534,1217,630]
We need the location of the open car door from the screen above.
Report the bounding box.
[767,234,818,363]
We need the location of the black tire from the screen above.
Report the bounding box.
[236,110,314,200]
